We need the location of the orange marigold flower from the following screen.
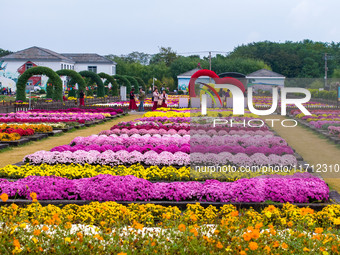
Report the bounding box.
[249,242,258,251]
[151,242,156,247]
[303,247,310,252]
[33,229,41,236]
[250,229,260,239]
[240,251,247,255]
[30,192,37,200]
[282,243,288,249]
[230,211,239,217]
[0,193,8,202]
[273,241,280,248]
[243,233,251,242]
[13,238,20,249]
[117,253,127,255]
[190,228,198,237]
[315,228,323,234]
[178,224,186,232]
[42,226,49,231]
[133,221,144,230]
[190,214,197,222]
[216,241,223,249]
[65,222,72,229]
[264,246,271,253]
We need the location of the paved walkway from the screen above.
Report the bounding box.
[0,115,139,168]
[262,115,340,192]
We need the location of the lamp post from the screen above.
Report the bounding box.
[152,77,157,91]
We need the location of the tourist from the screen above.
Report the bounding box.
[160,90,168,108]
[128,88,137,112]
[79,90,85,106]
[138,87,145,112]
[152,88,159,111]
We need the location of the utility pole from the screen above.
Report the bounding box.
[325,53,328,90]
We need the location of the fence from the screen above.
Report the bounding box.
[0,96,121,113]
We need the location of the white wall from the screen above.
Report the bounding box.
[0,60,115,91]
[0,60,75,89]
[74,63,116,75]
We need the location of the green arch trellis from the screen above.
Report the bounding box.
[134,76,146,91]
[113,75,131,94]
[47,69,86,98]
[98,72,118,96]
[124,75,139,92]
[16,66,63,101]
[69,71,105,97]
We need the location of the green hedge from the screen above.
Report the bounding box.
[47,69,86,98]
[16,66,62,101]
[308,89,337,101]
[134,76,146,91]
[98,72,118,96]
[69,71,104,97]
[124,75,139,92]
[113,75,131,94]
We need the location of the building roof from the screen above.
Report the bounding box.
[177,68,201,77]
[218,72,246,78]
[61,53,115,64]
[0,46,116,65]
[246,69,285,78]
[0,46,75,63]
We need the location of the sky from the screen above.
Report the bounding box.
[2,0,340,56]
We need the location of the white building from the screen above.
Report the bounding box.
[0,46,116,91]
[246,69,285,91]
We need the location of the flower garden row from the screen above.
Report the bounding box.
[0,107,124,150]
[290,109,340,144]
[2,107,325,205]
[0,107,337,254]
[95,95,188,109]
[253,96,337,109]
[0,200,340,254]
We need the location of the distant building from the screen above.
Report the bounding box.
[0,46,116,91]
[177,68,211,91]
[246,69,285,91]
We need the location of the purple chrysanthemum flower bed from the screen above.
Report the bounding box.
[0,173,328,203]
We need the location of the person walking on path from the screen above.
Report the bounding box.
[160,90,168,108]
[79,90,85,106]
[152,88,159,111]
[138,88,146,112]
[128,88,138,112]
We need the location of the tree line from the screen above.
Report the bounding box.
[2,40,340,91]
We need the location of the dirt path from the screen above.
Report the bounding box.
[0,114,139,168]
[262,115,340,191]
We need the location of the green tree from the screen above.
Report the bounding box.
[0,48,12,58]
[150,47,178,66]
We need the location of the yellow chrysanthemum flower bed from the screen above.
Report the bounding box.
[143,111,190,118]
[0,164,301,181]
[1,201,340,227]
[0,123,53,133]
[0,132,21,142]
[143,108,260,118]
